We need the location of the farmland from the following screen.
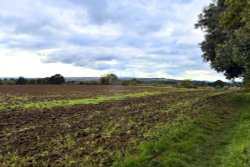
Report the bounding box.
[0,85,249,167]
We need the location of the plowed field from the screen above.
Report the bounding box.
[0,85,232,166]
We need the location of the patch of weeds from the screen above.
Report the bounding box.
[2,128,13,137]
[20,91,161,110]
[59,154,78,166]
[0,151,35,166]
[95,146,104,153]
[162,91,230,114]
[102,117,125,138]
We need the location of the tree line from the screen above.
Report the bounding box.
[0,74,65,85]
[0,73,237,89]
[0,74,141,86]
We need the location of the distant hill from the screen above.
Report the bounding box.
[1,77,238,86]
[65,77,207,85]
[65,77,99,82]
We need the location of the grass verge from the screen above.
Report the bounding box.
[112,93,250,167]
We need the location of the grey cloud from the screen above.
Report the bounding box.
[0,0,212,78]
[42,43,204,74]
[70,0,108,24]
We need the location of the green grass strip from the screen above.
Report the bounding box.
[112,92,250,167]
[209,93,250,167]
[22,91,160,110]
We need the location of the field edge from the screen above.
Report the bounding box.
[112,92,250,167]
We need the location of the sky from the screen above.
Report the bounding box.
[0,0,230,81]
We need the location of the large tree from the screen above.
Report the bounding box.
[99,74,118,85]
[196,0,249,83]
[49,74,65,85]
[15,77,28,85]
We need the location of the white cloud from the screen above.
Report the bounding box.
[180,70,227,81]
[0,0,230,81]
[0,48,103,78]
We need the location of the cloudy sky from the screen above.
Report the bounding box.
[0,0,229,81]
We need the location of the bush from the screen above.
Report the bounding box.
[198,81,208,87]
[178,79,196,88]
[79,81,99,85]
[121,79,141,86]
[2,80,15,85]
[121,80,130,86]
[49,74,65,85]
[100,74,118,85]
[15,77,28,85]
[37,77,50,84]
[212,80,224,88]
[28,79,37,85]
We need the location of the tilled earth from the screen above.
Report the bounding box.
[0,85,226,166]
[0,85,170,101]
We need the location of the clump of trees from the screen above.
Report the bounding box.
[196,0,250,84]
[33,74,65,85]
[79,81,99,85]
[177,79,227,89]
[15,77,28,85]
[28,74,65,85]
[121,78,142,86]
[49,74,65,85]
[0,74,65,85]
[99,74,143,85]
[178,79,196,88]
[99,74,119,85]
[198,81,208,87]
[1,78,15,85]
[0,73,236,88]
[212,80,224,88]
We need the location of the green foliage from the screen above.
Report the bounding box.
[220,0,250,83]
[220,0,248,30]
[213,80,224,88]
[100,74,118,85]
[196,0,249,81]
[78,81,99,85]
[198,81,208,87]
[36,77,50,84]
[122,79,142,86]
[27,74,65,85]
[0,74,65,85]
[49,74,65,85]
[178,79,195,88]
[243,83,250,92]
[28,79,37,85]
[15,77,28,85]
[2,79,15,85]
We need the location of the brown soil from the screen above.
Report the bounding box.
[0,85,171,101]
[0,85,225,166]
